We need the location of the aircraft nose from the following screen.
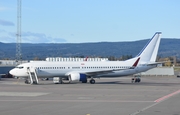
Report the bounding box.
[9,69,15,76]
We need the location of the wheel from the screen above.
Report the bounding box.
[33,81,38,84]
[135,78,138,83]
[59,78,64,84]
[25,79,30,84]
[135,78,141,83]
[25,80,28,84]
[138,78,141,82]
[131,78,134,83]
[90,79,95,84]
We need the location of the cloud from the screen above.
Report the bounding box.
[0,31,67,43]
[21,31,67,43]
[0,36,15,43]
[0,19,15,26]
[0,30,15,43]
[0,29,6,33]
[0,7,8,11]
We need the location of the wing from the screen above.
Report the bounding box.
[83,68,128,76]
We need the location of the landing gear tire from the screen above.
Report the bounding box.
[138,78,141,82]
[135,79,138,83]
[33,81,38,84]
[59,78,63,84]
[131,78,135,83]
[135,78,141,83]
[25,79,30,84]
[131,77,141,83]
[90,79,95,84]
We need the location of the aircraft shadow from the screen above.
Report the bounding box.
[95,81,180,86]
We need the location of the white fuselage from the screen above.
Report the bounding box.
[10,60,155,78]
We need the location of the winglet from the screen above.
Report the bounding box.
[129,57,140,69]
[132,57,140,67]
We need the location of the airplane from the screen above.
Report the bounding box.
[9,32,162,84]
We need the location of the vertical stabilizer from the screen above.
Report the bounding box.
[136,32,162,62]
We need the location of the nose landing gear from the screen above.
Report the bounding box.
[25,79,30,84]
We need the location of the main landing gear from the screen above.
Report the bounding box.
[90,78,95,84]
[131,75,141,83]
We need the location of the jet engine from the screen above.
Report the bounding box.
[69,72,87,83]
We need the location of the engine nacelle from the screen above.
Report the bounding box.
[69,72,87,82]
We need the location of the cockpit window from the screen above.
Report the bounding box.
[15,66,24,69]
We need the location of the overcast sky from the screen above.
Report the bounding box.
[0,0,180,43]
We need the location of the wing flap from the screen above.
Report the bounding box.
[83,68,127,76]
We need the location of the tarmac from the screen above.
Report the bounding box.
[0,76,180,115]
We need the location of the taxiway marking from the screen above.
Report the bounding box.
[154,89,180,102]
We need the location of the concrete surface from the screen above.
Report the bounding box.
[0,77,180,115]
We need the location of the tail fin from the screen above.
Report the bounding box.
[136,32,162,62]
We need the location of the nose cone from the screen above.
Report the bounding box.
[9,68,28,77]
[9,69,15,76]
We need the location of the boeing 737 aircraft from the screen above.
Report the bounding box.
[10,32,162,84]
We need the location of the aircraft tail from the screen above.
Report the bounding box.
[136,32,162,63]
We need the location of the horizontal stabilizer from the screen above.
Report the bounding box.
[147,62,164,65]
